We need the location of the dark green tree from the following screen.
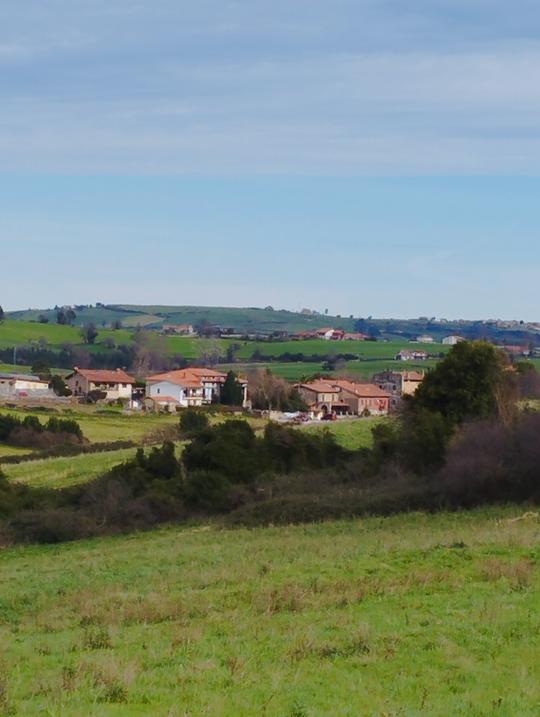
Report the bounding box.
[220,371,244,406]
[412,340,510,425]
[80,323,98,345]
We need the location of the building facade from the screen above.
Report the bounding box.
[0,373,51,399]
[66,368,136,401]
[146,367,248,408]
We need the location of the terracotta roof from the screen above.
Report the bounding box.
[329,379,391,398]
[146,366,250,388]
[298,381,340,394]
[70,368,136,384]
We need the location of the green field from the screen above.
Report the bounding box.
[0,406,179,443]
[303,417,385,449]
[0,508,538,715]
[0,319,134,353]
[230,338,446,360]
[2,447,139,489]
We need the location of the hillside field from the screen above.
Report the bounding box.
[0,508,539,715]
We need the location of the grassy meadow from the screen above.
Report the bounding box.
[1,447,140,489]
[0,508,539,716]
[302,417,386,450]
[0,405,179,443]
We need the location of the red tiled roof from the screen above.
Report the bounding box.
[298,381,340,394]
[328,379,391,398]
[70,368,135,384]
[147,366,250,388]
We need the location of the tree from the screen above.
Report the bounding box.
[179,408,209,435]
[38,314,49,324]
[225,342,240,363]
[80,323,98,345]
[56,310,67,325]
[0,306,4,322]
[413,340,512,426]
[31,360,51,380]
[66,309,76,325]
[50,374,72,397]
[220,371,244,406]
[198,339,224,367]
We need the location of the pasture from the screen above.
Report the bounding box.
[0,508,538,715]
[1,446,140,489]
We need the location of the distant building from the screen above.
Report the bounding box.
[66,368,136,401]
[146,367,248,408]
[497,345,531,357]
[396,349,428,361]
[0,373,51,399]
[342,332,368,341]
[415,335,435,343]
[295,381,346,417]
[295,379,390,417]
[161,323,195,336]
[373,370,425,408]
[442,335,465,345]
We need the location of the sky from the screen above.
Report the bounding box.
[0,0,539,320]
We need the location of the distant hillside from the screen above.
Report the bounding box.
[6,304,539,344]
[8,304,358,333]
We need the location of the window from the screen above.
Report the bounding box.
[157,388,160,394]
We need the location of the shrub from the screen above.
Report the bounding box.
[179,409,209,435]
[182,420,260,483]
[8,509,94,543]
[184,470,233,512]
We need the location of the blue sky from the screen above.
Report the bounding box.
[1,1,539,319]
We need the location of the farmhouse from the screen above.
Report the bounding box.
[66,368,136,401]
[0,372,51,399]
[329,379,391,415]
[295,381,348,417]
[415,334,434,343]
[396,349,428,361]
[161,323,195,336]
[146,367,248,408]
[296,379,390,417]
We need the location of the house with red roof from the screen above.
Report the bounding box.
[66,368,136,401]
[146,367,248,408]
[296,378,390,417]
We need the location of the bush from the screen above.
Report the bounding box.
[438,412,540,505]
[184,470,233,512]
[8,509,95,543]
[182,420,260,484]
[179,409,209,435]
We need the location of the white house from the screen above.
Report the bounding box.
[442,335,465,345]
[146,367,248,408]
[0,373,51,398]
[66,367,136,401]
[416,335,435,343]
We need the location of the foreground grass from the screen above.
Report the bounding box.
[0,508,539,716]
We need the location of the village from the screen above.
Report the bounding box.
[0,363,422,420]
